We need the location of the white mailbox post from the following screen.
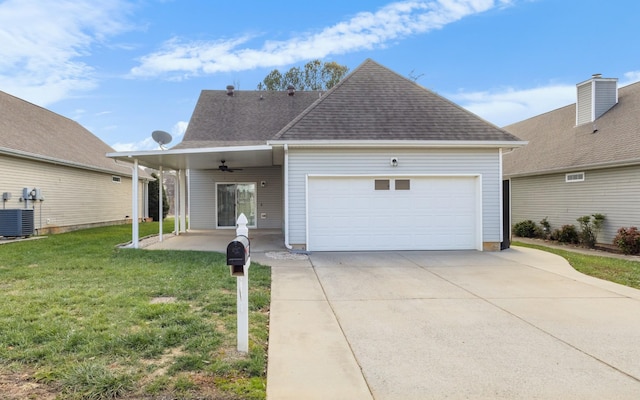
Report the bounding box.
[226,213,250,353]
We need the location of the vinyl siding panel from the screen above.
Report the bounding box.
[0,155,142,232]
[594,80,617,120]
[189,166,282,230]
[576,82,593,125]
[287,148,501,247]
[511,166,640,243]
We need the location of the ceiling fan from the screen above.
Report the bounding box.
[218,160,243,173]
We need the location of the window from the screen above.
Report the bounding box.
[565,172,585,182]
[112,176,121,183]
[395,179,411,190]
[375,179,390,190]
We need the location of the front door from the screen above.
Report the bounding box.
[216,183,257,228]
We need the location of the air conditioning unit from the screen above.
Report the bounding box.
[0,209,35,237]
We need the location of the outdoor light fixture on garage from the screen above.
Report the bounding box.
[390,157,399,167]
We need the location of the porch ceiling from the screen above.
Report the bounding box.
[106,145,274,171]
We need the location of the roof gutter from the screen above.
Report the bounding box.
[505,157,640,179]
[0,146,141,178]
[268,140,528,149]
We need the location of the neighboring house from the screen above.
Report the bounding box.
[503,75,640,244]
[109,59,525,251]
[0,90,149,235]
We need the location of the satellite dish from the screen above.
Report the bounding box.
[151,130,172,150]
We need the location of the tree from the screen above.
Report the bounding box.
[257,59,349,91]
[148,172,169,221]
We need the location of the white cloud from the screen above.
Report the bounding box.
[111,120,188,151]
[130,0,504,79]
[0,0,133,106]
[451,84,575,126]
[452,71,640,127]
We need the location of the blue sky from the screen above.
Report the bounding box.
[1,0,639,151]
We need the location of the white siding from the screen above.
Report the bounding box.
[0,155,142,232]
[576,82,593,125]
[594,80,617,120]
[287,148,501,247]
[189,166,283,230]
[511,166,640,243]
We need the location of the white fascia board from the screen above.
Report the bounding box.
[268,140,528,149]
[106,144,272,159]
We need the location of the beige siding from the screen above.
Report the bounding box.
[0,155,143,233]
[189,166,283,230]
[511,166,640,243]
[287,148,501,247]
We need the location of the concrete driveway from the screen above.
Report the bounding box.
[263,247,640,400]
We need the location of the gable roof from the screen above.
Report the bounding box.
[0,90,134,176]
[503,80,640,177]
[173,89,321,149]
[274,59,521,143]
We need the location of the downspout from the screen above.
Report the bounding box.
[283,144,292,250]
[498,148,503,245]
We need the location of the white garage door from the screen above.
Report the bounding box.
[307,176,479,251]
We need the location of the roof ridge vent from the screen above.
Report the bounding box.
[226,85,235,96]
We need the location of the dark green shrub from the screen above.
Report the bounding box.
[577,213,606,248]
[148,172,170,221]
[513,220,540,238]
[613,227,640,255]
[551,224,579,244]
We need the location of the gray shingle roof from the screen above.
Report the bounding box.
[175,59,521,148]
[173,89,322,149]
[0,90,134,175]
[274,59,521,142]
[503,81,640,177]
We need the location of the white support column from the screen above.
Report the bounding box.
[158,166,163,242]
[179,169,187,233]
[131,159,139,249]
[174,172,179,235]
[236,213,249,353]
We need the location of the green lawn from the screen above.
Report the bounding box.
[0,222,270,400]
[513,241,640,290]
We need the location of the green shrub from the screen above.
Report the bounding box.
[551,224,579,244]
[577,213,606,248]
[513,220,540,238]
[613,227,640,255]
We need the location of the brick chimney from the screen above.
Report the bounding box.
[575,74,618,125]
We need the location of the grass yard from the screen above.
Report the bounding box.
[0,222,270,400]
[513,241,640,290]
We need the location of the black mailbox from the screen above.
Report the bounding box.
[227,235,250,276]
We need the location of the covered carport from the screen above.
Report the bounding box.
[106,145,275,248]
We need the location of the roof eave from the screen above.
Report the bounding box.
[0,146,142,178]
[268,140,528,149]
[505,157,640,178]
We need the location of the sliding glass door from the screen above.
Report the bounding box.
[216,183,257,228]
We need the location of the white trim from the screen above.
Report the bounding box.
[107,144,272,159]
[269,140,527,148]
[498,148,503,243]
[215,182,258,229]
[283,144,292,249]
[565,172,585,182]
